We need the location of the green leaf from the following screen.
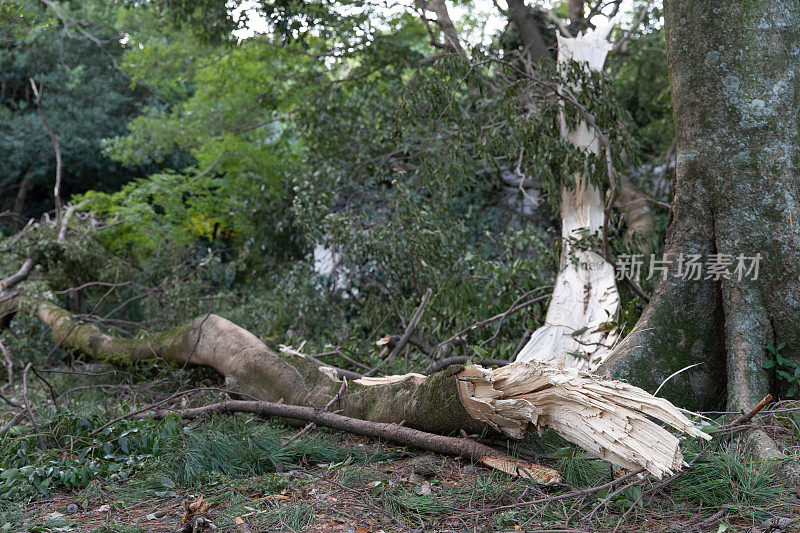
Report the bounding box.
[0,469,19,480]
[763,360,776,369]
[472,346,488,357]
[788,387,797,398]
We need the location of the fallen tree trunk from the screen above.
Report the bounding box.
[30,300,708,478]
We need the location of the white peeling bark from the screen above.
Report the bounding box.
[516,23,620,371]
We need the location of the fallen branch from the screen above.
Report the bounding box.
[472,467,646,515]
[137,397,561,484]
[707,394,775,436]
[22,363,46,450]
[287,377,349,443]
[733,393,773,426]
[367,288,432,376]
[426,356,509,374]
[0,258,34,291]
[88,387,258,437]
[376,334,432,356]
[0,411,24,439]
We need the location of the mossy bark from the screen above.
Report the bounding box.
[35,303,488,436]
[603,1,800,415]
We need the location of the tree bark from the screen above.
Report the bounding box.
[567,0,584,32]
[505,0,549,62]
[603,0,800,411]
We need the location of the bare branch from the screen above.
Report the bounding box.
[0,258,34,291]
[536,6,573,38]
[29,78,63,232]
[22,363,46,450]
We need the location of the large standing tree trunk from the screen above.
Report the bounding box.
[599,1,800,482]
[602,0,800,407]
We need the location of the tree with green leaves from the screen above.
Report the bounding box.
[2,0,799,489]
[0,0,184,227]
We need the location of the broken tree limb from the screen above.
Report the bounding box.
[369,288,432,375]
[22,300,709,478]
[457,362,709,479]
[137,398,562,484]
[278,344,363,380]
[0,258,34,291]
[516,22,622,371]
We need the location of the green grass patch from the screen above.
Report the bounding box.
[675,443,784,517]
[0,407,393,500]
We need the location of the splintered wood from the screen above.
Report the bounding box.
[457,361,710,479]
[515,22,621,370]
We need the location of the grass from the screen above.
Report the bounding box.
[676,443,785,517]
[556,453,609,487]
[0,364,797,532]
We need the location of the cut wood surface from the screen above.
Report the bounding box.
[28,300,709,479]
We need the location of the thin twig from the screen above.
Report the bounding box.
[89,387,258,437]
[0,339,13,391]
[365,288,432,377]
[22,363,46,450]
[287,378,348,443]
[733,393,773,425]
[471,468,646,515]
[430,291,552,361]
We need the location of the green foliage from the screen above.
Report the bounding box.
[763,342,799,397]
[676,444,785,516]
[0,406,390,500]
[609,1,673,156]
[0,0,184,221]
[13,0,662,378]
